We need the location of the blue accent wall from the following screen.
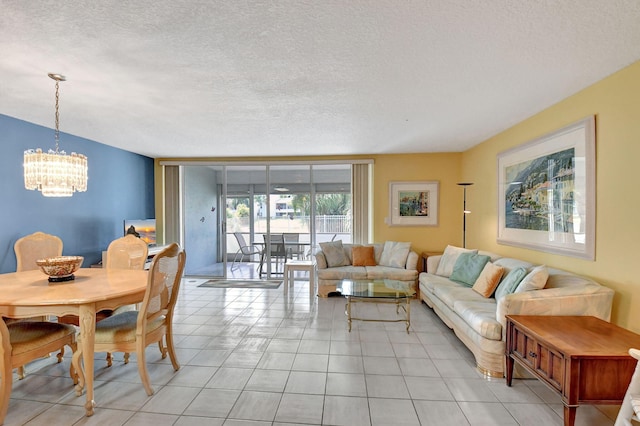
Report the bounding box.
[0,114,155,273]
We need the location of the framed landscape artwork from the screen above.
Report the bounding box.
[389,181,439,226]
[497,116,596,260]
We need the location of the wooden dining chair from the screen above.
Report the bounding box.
[106,234,149,270]
[14,231,63,272]
[58,234,151,366]
[12,231,64,378]
[615,348,640,426]
[71,243,186,396]
[1,319,79,424]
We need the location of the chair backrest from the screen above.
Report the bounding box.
[263,234,286,256]
[106,234,149,270]
[14,232,63,272]
[615,348,640,426]
[233,232,254,255]
[283,233,300,244]
[138,243,186,328]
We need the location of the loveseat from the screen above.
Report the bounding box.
[419,245,615,378]
[314,241,419,297]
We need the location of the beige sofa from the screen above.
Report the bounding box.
[315,241,419,297]
[419,248,614,378]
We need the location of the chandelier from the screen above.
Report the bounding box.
[24,73,88,197]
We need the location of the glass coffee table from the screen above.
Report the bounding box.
[336,279,416,333]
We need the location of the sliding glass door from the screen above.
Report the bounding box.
[170,161,362,279]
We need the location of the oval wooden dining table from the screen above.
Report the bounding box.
[0,268,148,416]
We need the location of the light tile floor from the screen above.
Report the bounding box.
[5,277,622,425]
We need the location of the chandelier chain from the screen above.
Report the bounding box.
[54,79,60,153]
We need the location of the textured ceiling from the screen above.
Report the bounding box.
[1,0,640,159]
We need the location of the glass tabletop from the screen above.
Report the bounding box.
[336,279,415,299]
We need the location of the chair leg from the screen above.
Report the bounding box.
[1,338,12,425]
[106,352,113,367]
[57,347,65,363]
[158,339,167,359]
[230,249,243,271]
[71,345,85,396]
[68,342,79,385]
[136,340,154,396]
[17,365,25,380]
[165,326,180,371]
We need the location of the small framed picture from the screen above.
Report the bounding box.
[389,181,439,226]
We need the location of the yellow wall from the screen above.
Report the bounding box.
[370,153,462,254]
[461,60,640,331]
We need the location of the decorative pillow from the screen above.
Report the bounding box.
[320,240,349,267]
[494,267,527,300]
[352,245,377,266]
[472,262,505,298]
[435,245,478,277]
[514,265,549,293]
[378,241,411,268]
[449,253,491,287]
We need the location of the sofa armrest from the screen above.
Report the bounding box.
[496,285,614,333]
[405,251,419,271]
[426,255,442,273]
[315,251,328,269]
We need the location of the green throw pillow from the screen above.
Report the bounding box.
[494,267,528,299]
[449,253,491,287]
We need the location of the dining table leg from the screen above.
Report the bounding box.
[78,304,96,416]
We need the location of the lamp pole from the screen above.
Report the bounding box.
[457,183,473,248]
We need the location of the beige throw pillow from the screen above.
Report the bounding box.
[320,240,349,267]
[514,265,549,293]
[378,241,411,268]
[435,245,478,277]
[472,262,505,298]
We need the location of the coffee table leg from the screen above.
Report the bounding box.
[346,296,352,332]
[405,298,411,333]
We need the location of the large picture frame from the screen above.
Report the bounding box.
[389,181,439,226]
[497,116,596,260]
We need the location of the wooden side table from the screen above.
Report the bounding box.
[420,251,442,273]
[505,315,640,426]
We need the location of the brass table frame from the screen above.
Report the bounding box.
[337,279,415,334]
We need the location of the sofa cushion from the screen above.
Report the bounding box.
[494,267,527,300]
[419,272,458,295]
[316,265,368,280]
[352,246,376,266]
[514,265,549,293]
[320,240,349,267]
[449,253,491,287]
[435,245,478,277]
[472,262,505,298]
[433,284,488,311]
[366,266,417,281]
[453,300,502,341]
[379,241,411,268]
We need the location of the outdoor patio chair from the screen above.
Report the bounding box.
[231,232,262,271]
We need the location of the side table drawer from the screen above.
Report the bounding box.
[511,325,564,392]
[537,346,564,391]
[512,326,537,368]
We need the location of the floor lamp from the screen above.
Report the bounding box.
[457,183,473,248]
